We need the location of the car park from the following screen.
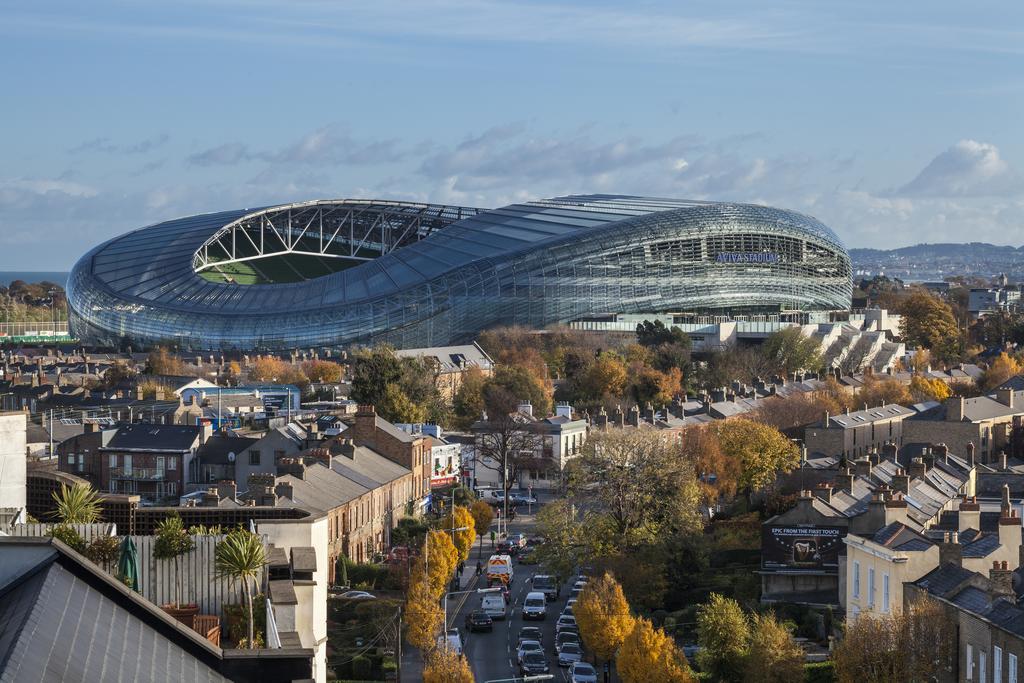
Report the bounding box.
[569,661,599,683]
[519,651,550,675]
[522,591,547,620]
[554,630,580,654]
[558,641,584,667]
[464,610,493,633]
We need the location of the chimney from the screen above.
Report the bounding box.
[855,457,872,478]
[946,396,965,422]
[200,487,220,507]
[154,387,165,401]
[908,457,927,480]
[959,496,981,532]
[277,458,307,480]
[518,401,534,418]
[216,480,237,501]
[595,407,609,432]
[339,438,356,460]
[84,421,99,434]
[966,442,976,468]
[939,531,962,567]
[1002,452,1009,471]
[814,482,833,505]
[275,481,294,501]
[626,404,640,427]
[643,402,656,424]
[933,443,948,458]
[611,405,624,428]
[835,466,854,492]
[989,560,1015,598]
[353,404,376,440]
[882,441,898,463]
[997,388,1015,409]
[555,402,573,419]
[307,447,332,467]
[135,385,144,401]
[891,468,910,494]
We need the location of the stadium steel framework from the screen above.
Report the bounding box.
[67,195,853,351]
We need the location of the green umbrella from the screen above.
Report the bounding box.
[117,536,140,592]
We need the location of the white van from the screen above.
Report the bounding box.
[481,593,507,620]
[522,591,547,620]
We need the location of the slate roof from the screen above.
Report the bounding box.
[102,423,201,452]
[914,562,975,596]
[871,522,934,552]
[195,434,259,465]
[0,539,228,682]
[909,392,1024,423]
[275,463,368,513]
[826,404,914,429]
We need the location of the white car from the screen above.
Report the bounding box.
[555,614,577,633]
[516,639,544,664]
[339,590,376,600]
[558,641,584,667]
[570,661,599,683]
[437,628,463,655]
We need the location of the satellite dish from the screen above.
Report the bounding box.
[228,452,236,462]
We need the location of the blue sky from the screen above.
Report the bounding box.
[2,1,1023,270]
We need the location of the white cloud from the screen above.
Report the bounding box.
[896,139,1021,197]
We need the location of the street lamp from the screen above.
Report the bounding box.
[443,586,501,632]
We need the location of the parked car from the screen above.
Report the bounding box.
[522,591,547,620]
[569,661,599,683]
[519,651,549,675]
[508,492,537,505]
[517,626,543,648]
[531,574,559,601]
[525,535,545,548]
[558,641,584,667]
[338,590,376,600]
[555,614,578,634]
[516,640,544,664]
[562,598,577,615]
[464,610,493,633]
[554,630,580,654]
[437,628,463,655]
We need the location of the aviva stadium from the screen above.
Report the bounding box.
[67,195,852,351]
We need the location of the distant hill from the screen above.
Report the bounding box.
[850,243,1024,281]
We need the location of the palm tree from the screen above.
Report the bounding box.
[52,483,101,524]
[215,529,267,649]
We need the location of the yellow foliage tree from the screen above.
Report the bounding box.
[249,356,287,382]
[617,617,694,683]
[419,530,458,598]
[712,418,800,493]
[468,500,494,559]
[404,573,443,652]
[422,647,474,683]
[441,505,476,564]
[909,375,952,402]
[574,572,635,663]
[744,612,804,683]
[982,352,1022,391]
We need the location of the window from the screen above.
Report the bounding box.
[982,651,988,683]
[109,454,117,468]
[883,573,890,613]
[996,646,1003,683]
[249,449,261,465]
[156,456,165,472]
[968,644,974,680]
[868,568,876,607]
[124,454,132,475]
[1009,653,1017,683]
[167,457,176,471]
[67,455,74,466]
[852,562,861,598]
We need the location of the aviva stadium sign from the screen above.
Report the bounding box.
[715,252,781,264]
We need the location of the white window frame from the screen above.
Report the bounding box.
[853,560,860,598]
[982,651,988,683]
[167,456,177,471]
[156,456,165,472]
[109,454,117,469]
[996,646,1003,683]
[883,573,890,613]
[868,567,876,607]
[969,644,975,680]
[123,454,132,475]
[1009,652,1017,683]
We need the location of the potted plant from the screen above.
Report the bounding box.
[215,528,267,649]
[153,513,197,624]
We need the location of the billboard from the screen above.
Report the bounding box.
[762,525,845,571]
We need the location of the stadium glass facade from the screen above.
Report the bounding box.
[67,195,852,351]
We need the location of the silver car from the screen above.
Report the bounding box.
[569,661,599,683]
[558,641,584,667]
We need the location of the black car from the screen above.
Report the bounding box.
[464,610,493,633]
[520,651,550,675]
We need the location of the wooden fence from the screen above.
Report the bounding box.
[8,524,266,617]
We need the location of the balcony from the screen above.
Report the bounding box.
[110,467,167,481]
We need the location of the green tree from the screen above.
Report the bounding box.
[696,593,750,682]
[577,352,628,401]
[349,345,404,407]
[453,366,489,428]
[712,419,800,495]
[486,365,552,416]
[378,383,427,424]
[215,529,267,649]
[636,319,690,348]
[762,327,822,376]
[857,376,913,408]
[898,289,962,361]
[51,483,101,524]
[153,514,195,609]
[618,617,694,683]
[744,611,804,683]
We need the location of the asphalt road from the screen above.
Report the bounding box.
[453,506,583,683]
